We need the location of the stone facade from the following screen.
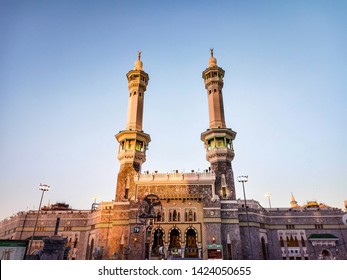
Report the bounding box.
[1,197,346,260]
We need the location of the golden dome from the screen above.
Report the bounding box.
[306,201,319,208]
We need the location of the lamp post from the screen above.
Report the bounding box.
[265,193,272,209]
[237,175,254,259]
[27,183,50,257]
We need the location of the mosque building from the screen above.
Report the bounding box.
[1,51,346,260]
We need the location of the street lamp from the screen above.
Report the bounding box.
[27,183,50,257]
[237,175,254,259]
[265,193,272,209]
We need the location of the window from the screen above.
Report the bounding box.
[301,236,306,247]
[287,235,299,247]
[173,210,177,221]
[261,237,267,260]
[169,209,181,222]
[135,141,143,151]
[279,236,284,247]
[222,187,227,198]
[124,188,129,199]
[286,224,295,229]
[188,209,193,221]
[184,209,197,222]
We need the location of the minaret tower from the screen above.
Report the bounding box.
[115,52,151,201]
[201,49,237,200]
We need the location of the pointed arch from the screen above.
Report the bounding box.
[168,227,181,250]
[184,227,198,258]
[151,227,165,256]
[321,249,333,260]
[261,237,267,260]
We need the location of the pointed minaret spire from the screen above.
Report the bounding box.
[134,51,143,70]
[290,193,299,208]
[201,49,237,200]
[115,52,151,201]
[209,48,217,67]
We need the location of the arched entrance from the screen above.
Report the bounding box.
[321,249,332,260]
[151,228,164,256]
[185,228,198,258]
[87,238,94,260]
[261,237,267,260]
[169,228,181,258]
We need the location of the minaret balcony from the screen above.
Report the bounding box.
[127,80,148,91]
[115,130,151,145]
[117,149,147,165]
[206,147,235,163]
[201,128,236,143]
[116,129,150,167]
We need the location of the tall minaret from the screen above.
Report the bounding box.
[115,52,151,201]
[201,49,237,200]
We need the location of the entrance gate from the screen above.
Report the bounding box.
[185,228,198,258]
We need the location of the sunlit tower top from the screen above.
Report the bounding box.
[202,48,227,129]
[125,51,149,131]
[115,52,151,201]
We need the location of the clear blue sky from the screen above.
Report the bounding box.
[1,0,346,220]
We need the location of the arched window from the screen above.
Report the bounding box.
[173,210,177,221]
[301,236,306,247]
[88,238,94,260]
[279,236,284,247]
[294,236,299,247]
[261,237,267,260]
[188,209,193,222]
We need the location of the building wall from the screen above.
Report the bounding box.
[1,197,346,260]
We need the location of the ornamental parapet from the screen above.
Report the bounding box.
[135,171,215,185]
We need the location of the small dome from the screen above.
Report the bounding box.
[134,51,143,70]
[306,201,319,208]
[209,48,217,67]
